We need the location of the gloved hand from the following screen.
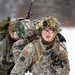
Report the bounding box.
[49,51,63,68]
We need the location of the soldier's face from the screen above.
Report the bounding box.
[10,32,19,40]
[42,28,56,42]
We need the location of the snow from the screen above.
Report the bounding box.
[60,27,75,75]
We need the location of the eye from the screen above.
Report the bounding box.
[48,29,53,33]
[42,29,47,33]
[42,29,53,33]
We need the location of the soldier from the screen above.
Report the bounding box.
[11,19,37,63]
[12,17,66,63]
[10,16,70,75]
[0,22,19,75]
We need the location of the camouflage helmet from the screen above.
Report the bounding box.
[14,19,35,39]
[37,16,62,33]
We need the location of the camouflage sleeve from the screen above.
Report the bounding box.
[54,42,70,75]
[10,42,35,75]
[0,42,4,65]
[11,39,26,62]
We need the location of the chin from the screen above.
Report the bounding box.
[45,39,51,42]
[45,40,51,42]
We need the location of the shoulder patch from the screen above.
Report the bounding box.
[22,50,29,57]
[60,52,67,59]
[20,56,26,62]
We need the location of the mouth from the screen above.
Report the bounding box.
[46,36,50,38]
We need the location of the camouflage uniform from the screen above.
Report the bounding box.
[10,37,70,75]
[11,19,37,63]
[11,39,26,63]
[0,37,14,75]
[0,22,18,75]
[10,16,70,75]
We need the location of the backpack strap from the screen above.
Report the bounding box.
[26,39,43,72]
[32,39,43,63]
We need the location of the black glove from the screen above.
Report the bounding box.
[49,51,63,68]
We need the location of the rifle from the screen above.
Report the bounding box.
[16,0,34,21]
[25,0,34,19]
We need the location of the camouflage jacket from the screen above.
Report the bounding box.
[11,38,26,62]
[11,33,38,63]
[0,35,15,71]
[10,37,70,75]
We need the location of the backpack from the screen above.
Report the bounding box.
[0,17,10,41]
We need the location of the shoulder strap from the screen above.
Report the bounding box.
[26,39,43,72]
[32,39,43,63]
[33,40,40,59]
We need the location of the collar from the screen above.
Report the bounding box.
[39,37,57,53]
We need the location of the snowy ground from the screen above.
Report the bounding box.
[60,27,75,75]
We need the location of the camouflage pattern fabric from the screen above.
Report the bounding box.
[11,19,37,63]
[10,37,70,75]
[15,19,35,39]
[35,16,62,33]
[0,37,14,63]
[0,40,8,75]
[0,42,4,68]
[11,39,26,63]
[11,33,38,63]
[0,36,17,75]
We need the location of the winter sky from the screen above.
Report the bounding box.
[60,27,75,75]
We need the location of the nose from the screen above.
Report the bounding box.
[46,31,50,35]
